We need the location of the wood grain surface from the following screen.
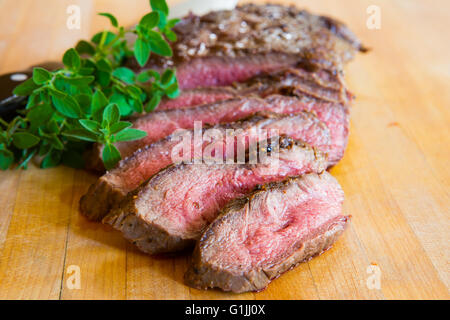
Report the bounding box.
[0,0,448,300]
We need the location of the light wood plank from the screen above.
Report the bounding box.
[0,166,75,299]
[0,171,21,251]
[126,245,191,300]
[60,170,127,300]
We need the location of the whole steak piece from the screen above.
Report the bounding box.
[185,172,348,293]
[80,113,331,221]
[134,4,366,89]
[103,137,327,254]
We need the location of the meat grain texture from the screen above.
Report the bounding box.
[81,112,332,221]
[103,137,327,254]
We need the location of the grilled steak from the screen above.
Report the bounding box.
[86,67,351,171]
[234,68,352,105]
[157,87,236,111]
[99,94,348,165]
[103,137,327,254]
[185,172,348,293]
[158,68,352,110]
[80,113,331,221]
[265,95,349,166]
[134,4,365,89]
[157,68,351,111]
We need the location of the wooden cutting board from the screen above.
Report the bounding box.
[0,0,448,300]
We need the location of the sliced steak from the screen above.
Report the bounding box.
[134,4,365,89]
[107,95,348,164]
[87,67,351,171]
[103,137,327,254]
[235,68,351,105]
[185,172,348,293]
[157,87,236,111]
[80,113,331,221]
[156,68,351,111]
[266,95,350,165]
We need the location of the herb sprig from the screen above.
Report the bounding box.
[0,0,180,170]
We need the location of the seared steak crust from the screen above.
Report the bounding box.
[136,4,365,89]
[185,172,348,293]
[103,138,327,254]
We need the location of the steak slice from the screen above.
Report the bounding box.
[134,4,365,89]
[234,68,352,105]
[108,95,348,164]
[156,68,351,111]
[185,172,348,293]
[103,137,327,254]
[157,87,236,111]
[80,113,331,221]
[266,95,350,166]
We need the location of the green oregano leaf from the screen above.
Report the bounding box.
[164,29,177,42]
[140,12,160,29]
[0,148,14,170]
[149,38,172,57]
[146,93,161,112]
[13,78,40,96]
[112,67,135,84]
[28,103,53,130]
[51,93,82,119]
[166,82,180,99]
[63,48,81,72]
[102,143,121,170]
[33,68,52,85]
[91,31,116,46]
[75,40,96,55]
[109,121,132,134]
[166,18,180,28]
[99,12,119,27]
[114,128,147,142]
[134,38,151,67]
[109,92,133,116]
[79,119,101,134]
[102,103,120,126]
[151,0,169,17]
[91,89,108,120]
[161,69,176,86]
[12,132,40,149]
